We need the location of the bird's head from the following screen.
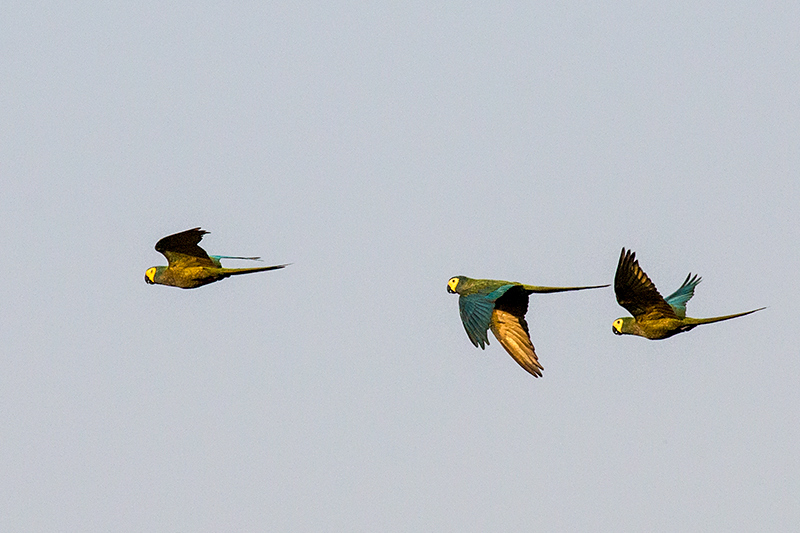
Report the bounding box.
[447,276,463,294]
[144,267,159,285]
[612,317,633,335]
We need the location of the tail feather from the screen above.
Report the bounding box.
[522,283,609,294]
[223,264,289,276]
[691,307,766,325]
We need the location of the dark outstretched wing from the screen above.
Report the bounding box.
[155,227,215,268]
[614,248,677,320]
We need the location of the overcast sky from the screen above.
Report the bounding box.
[3,2,799,531]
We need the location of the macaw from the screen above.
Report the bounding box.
[612,248,764,339]
[145,228,287,289]
[448,276,608,377]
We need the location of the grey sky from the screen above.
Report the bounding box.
[2,2,799,531]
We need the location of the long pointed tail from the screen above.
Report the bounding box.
[523,283,609,294]
[690,307,766,325]
[222,264,289,276]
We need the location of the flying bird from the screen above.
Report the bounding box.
[447,276,608,377]
[612,247,764,339]
[144,228,287,289]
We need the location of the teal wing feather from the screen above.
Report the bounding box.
[458,285,516,348]
[209,255,262,268]
[664,274,701,318]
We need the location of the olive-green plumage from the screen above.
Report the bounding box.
[448,276,608,377]
[145,228,287,289]
[612,248,764,339]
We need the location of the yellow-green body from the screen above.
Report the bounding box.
[612,314,759,340]
[145,263,283,289]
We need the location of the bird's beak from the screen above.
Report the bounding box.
[612,325,621,335]
[447,278,460,293]
[145,274,154,284]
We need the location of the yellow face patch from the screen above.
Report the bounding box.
[613,318,623,332]
[447,277,459,293]
[145,267,157,283]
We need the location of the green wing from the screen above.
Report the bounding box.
[458,284,543,377]
[155,227,216,268]
[457,284,517,348]
[614,248,677,320]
